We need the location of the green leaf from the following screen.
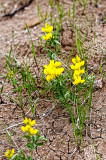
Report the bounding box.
[9,45,12,60]
[2,122,11,146]
[39,136,48,142]
[64,91,70,99]
[35,131,41,142]
[26,24,36,62]
[12,149,26,159]
[0,74,8,95]
[27,157,32,160]
[36,142,44,146]
[31,98,38,114]
[0,74,5,77]
[23,135,31,140]
[54,40,61,45]
[11,154,19,160]
[32,135,35,143]
[51,53,56,60]
[5,95,19,106]
[27,142,35,150]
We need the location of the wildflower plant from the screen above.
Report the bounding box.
[21,117,38,135]
[43,59,68,105]
[8,71,13,78]
[40,23,61,60]
[43,54,95,145]
[5,149,15,160]
[42,23,53,40]
[5,118,47,160]
[4,47,38,119]
[21,117,47,160]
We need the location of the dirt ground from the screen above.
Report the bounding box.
[0,0,106,159]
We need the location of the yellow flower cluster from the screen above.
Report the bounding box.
[70,56,85,85]
[43,32,52,40]
[21,117,38,135]
[44,60,64,82]
[42,23,53,33]
[42,23,53,40]
[5,149,15,159]
[8,71,13,78]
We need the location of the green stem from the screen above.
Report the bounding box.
[31,149,33,160]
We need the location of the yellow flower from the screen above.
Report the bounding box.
[73,70,80,76]
[44,65,48,69]
[25,125,31,132]
[46,75,51,82]
[50,60,55,66]
[5,149,15,159]
[33,129,38,135]
[57,68,64,75]
[46,74,56,81]
[21,125,38,135]
[73,76,81,85]
[73,75,85,85]
[42,23,53,33]
[71,55,85,85]
[21,117,38,135]
[54,61,62,67]
[30,120,36,126]
[76,55,81,62]
[42,23,53,41]
[21,126,26,132]
[79,69,85,74]
[70,65,75,70]
[8,71,13,78]
[29,127,34,135]
[80,61,85,67]
[74,63,81,70]
[51,68,56,75]
[72,58,76,64]
[30,128,38,135]
[24,117,29,124]
[23,117,36,126]
[72,55,81,64]
[43,32,53,40]
[44,61,64,81]
[71,63,81,70]
[73,69,85,77]
[81,79,85,83]
[71,56,85,70]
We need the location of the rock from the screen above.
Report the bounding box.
[94,78,103,89]
[22,12,50,29]
[22,18,43,29]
